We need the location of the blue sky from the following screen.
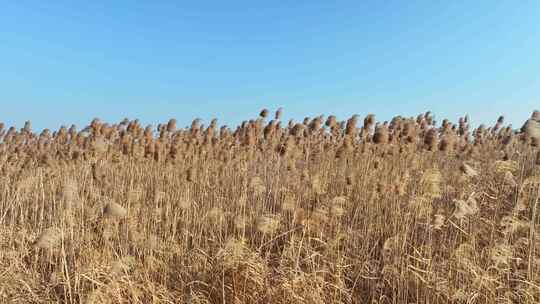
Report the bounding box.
[1,1,539,131]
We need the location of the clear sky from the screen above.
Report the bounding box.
[1,1,539,131]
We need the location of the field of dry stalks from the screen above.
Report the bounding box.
[1,109,540,304]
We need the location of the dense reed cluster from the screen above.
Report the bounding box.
[0,109,539,303]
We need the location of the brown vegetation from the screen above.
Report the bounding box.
[0,109,539,303]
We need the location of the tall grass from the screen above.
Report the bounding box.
[0,109,539,303]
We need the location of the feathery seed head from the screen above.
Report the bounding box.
[494,160,519,174]
[503,171,518,187]
[259,108,269,119]
[432,214,445,230]
[460,163,478,177]
[421,169,442,199]
[103,201,127,218]
[206,207,225,223]
[275,107,283,120]
[256,215,280,234]
[34,227,62,249]
[453,197,479,219]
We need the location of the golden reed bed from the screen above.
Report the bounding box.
[0,109,539,303]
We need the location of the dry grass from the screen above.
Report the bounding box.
[0,109,539,303]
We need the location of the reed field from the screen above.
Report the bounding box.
[1,109,540,304]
